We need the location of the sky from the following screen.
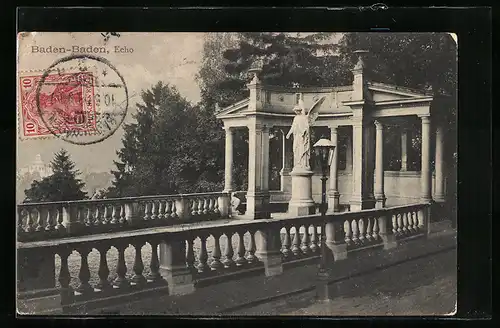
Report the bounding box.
[17,32,206,173]
[16,32,346,174]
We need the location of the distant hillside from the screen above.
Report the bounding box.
[16,171,114,203]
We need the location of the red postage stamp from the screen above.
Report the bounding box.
[18,71,97,138]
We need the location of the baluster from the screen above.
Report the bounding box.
[94,206,101,226]
[35,208,44,232]
[170,201,177,218]
[148,239,162,282]
[207,198,214,214]
[197,235,210,273]
[57,249,73,297]
[119,205,126,224]
[185,238,196,272]
[210,233,223,270]
[131,241,146,285]
[392,215,398,235]
[402,212,409,234]
[351,219,360,244]
[366,217,373,242]
[213,197,220,214]
[25,209,34,232]
[158,201,165,220]
[281,226,291,258]
[77,207,84,225]
[198,199,204,215]
[144,202,151,221]
[103,205,110,224]
[372,216,380,240]
[151,201,158,220]
[191,199,198,216]
[56,207,64,230]
[17,208,24,233]
[397,214,403,235]
[110,205,119,224]
[45,208,53,231]
[203,198,209,215]
[76,247,93,294]
[300,225,310,254]
[113,243,130,288]
[309,224,318,253]
[86,206,93,227]
[344,220,353,245]
[412,211,419,231]
[235,231,247,266]
[291,225,301,256]
[246,230,257,264]
[407,211,415,233]
[164,200,172,219]
[358,219,366,243]
[222,232,235,268]
[96,245,111,290]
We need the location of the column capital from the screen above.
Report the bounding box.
[223,125,235,132]
[418,115,431,123]
[374,120,383,130]
[328,123,339,131]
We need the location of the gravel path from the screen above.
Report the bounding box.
[235,248,457,316]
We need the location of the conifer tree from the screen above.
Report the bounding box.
[24,149,87,202]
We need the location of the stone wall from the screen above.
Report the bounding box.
[281,170,445,207]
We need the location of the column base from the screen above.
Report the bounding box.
[380,233,398,250]
[288,167,315,216]
[244,191,270,220]
[160,266,195,296]
[255,251,283,276]
[326,242,347,261]
[374,194,386,209]
[433,194,446,203]
[327,190,340,213]
[420,196,433,204]
[349,196,376,211]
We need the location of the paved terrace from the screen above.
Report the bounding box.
[89,227,456,316]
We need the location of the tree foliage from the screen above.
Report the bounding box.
[107,82,225,198]
[109,32,457,198]
[23,149,87,202]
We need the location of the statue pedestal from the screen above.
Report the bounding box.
[288,167,316,216]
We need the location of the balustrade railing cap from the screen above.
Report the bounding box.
[17,191,230,208]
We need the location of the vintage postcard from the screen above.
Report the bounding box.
[17,32,457,316]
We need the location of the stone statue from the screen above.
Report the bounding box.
[286,96,326,170]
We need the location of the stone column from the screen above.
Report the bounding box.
[223,126,234,192]
[434,123,446,202]
[245,121,270,219]
[345,131,353,172]
[350,121,369,211]
[279,129,291,191]
[327,125,340,212]
[401,129,410,171]
[420,116,432,202]
[374,120,386,208]
[261,125,270,191]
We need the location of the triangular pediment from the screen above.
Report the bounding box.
[215,98,250,118]
[368,82,431,102]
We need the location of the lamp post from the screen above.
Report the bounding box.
[313,138,336,301]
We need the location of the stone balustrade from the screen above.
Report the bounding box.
[17,192,231,242]
[17,202,430,314]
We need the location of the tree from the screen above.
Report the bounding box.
[107,82,225,198]
[23,149,87,202]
